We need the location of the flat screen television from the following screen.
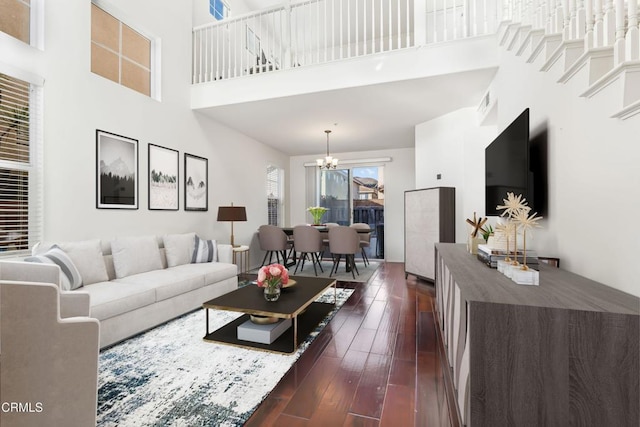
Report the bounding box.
[485,108,532,216]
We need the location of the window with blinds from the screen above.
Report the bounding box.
[266,166,283,226]
[0,72,42,256]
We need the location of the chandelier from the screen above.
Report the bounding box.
[316,130,338,169]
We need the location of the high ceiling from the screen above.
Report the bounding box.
[195,67,497,156]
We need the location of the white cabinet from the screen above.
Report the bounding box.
[404,187,455,281]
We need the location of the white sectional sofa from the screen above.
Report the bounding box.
[23,232,238,348]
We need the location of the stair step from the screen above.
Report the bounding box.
[516,28,545,57]
[540,39,584,74]
[611,99,640,120]
[527,33,562,64]
[507,25,532,52]
[557,46,614,86]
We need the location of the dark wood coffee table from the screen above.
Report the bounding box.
[202,276,336,354]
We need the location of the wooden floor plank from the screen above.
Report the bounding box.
[307,348,369,427]
[282,355,342,419]
[380,384,415,427]
[349,353,393,418]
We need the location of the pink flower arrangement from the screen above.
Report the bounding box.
[257,263,289,290]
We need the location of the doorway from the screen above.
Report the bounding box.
[316,166,384,260]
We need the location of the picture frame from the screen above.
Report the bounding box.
[148,144,179,210]
[96,130,138,209]
[184,153,208,211]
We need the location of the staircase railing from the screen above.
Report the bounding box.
[192,0,500,83]
[192,0,639,84]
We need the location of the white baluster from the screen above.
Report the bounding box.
[613,0,626,63]
[603,0,615,45]
[388,0,392,49]
[626,0,639,60]
[397,0,401,47]
[585,0,594,48]
[340,0,344,59]
[593,0,604,45]
[575,0,586,38]
[406,0,411,46]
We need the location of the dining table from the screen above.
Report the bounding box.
[280,226,372,270]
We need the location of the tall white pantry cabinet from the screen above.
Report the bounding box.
[404,187,456,281]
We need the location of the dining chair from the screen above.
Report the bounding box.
[328,226,360,279]
[258,225,292,266]
[320,222,340,260]
[350,222,372,266]
[292,225,324,276]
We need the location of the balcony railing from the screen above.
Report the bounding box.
[192,0,640,84]
[192,0,499,83]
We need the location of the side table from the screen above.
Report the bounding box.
[233,245,250,274]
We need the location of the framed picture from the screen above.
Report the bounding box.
[184,153,208,211]
[96,130,138,209]
[148,144,179,210]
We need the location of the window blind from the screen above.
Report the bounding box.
[0,72,43,256]
[266,166,282,226]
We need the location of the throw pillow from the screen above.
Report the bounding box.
[163,232,197,267]
[191,236,217,263]
[59,239,109,285]
[25,245,83,291]
[111,235,163,279]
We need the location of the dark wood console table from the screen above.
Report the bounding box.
[434,243,639,426]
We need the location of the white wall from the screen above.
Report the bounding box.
[0,0,288,268]
[415,108,497,244]
[289,148,415,263]
[415,51,640,297]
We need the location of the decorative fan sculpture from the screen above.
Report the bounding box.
[496,192,530,264]
[512,208,543,270]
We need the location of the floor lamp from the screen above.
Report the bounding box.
[217,204,247,247]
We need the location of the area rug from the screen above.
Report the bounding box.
[254,260,381,283]
[97,287,354,426]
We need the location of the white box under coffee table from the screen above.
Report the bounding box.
[237,318,292,344]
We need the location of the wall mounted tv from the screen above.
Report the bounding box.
[485,108,534,216]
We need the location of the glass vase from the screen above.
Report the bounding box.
[264,286,281,302]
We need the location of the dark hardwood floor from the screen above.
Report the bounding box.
[246,262,453,427]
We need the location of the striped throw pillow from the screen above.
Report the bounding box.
[191,236,217,264]
[25,245,83,291]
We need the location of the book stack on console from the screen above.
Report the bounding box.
[477,244,539,268]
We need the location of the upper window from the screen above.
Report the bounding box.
[209,0,229,21]
[0,71,43,256]
[0,0,30,43]
[91,3,154,98]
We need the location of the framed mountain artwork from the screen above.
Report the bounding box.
[96,130,139,209]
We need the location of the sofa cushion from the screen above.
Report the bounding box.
[192,236,217,263]
[82,280,157,320]
[116,268,205,302]
[59,239,109,285]
[163,232,196,267]
[170,262,237,287]
[111,236,163,279]
[25,245,83,291]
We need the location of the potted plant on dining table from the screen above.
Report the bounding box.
[307,206,329,226]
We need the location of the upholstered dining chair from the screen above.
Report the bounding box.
[350,222,372,266]
[292,225,324,275]
[320,222,340,260]
[258,225,292,266]
[328,226,360,279]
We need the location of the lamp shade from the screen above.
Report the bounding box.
[217,206,247,222]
